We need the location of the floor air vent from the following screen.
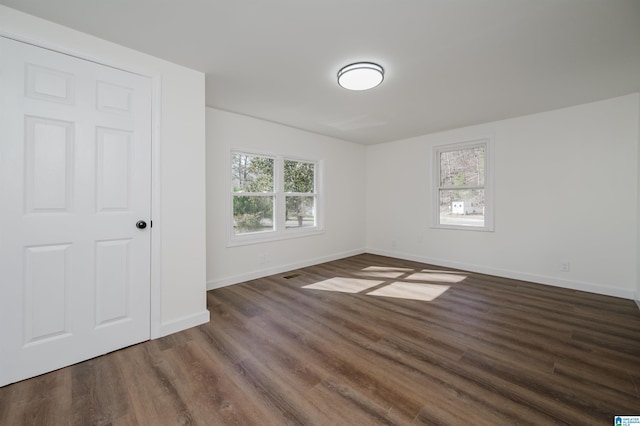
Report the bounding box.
[283,273,301,279]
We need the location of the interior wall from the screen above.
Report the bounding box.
[366,94,640,299]
[206,108,366,289]
[0,6,209,336]
[637,94,640,308]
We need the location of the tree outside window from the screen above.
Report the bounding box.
[231,153,274,234]
[434,140,493,231]
[284,160,316,228]
[231,152,319,240]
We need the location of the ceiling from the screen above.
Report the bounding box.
[2,1,640,145]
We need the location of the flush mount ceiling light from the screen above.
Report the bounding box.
[337,62,384,91]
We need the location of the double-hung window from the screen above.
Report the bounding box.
[433,139,493,231]
[231,152,275,234]
[230,151,321,244]
[284,159,317,229]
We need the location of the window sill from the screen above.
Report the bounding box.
[227,227,324,247]
[431,224,494,232]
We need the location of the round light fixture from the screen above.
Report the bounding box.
[337,62,384,91]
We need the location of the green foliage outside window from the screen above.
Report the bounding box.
[232,153,274,233]
[284,160,315,226]
[231,153,316,234]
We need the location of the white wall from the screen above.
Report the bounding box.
[637,94,640,308]
[206,108,366,288]
[367,94,640,299]
[0,6,209,336]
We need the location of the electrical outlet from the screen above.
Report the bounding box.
[560,260,570,272]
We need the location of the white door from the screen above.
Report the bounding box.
[0,37,152,386]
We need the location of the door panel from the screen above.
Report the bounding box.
[23,244,72,344]
[0,37,152,386]
[24,116,75,212]
[95,238,132,326]
[97,81,133,113]
[96,127,133,211]
[25,62,75,104]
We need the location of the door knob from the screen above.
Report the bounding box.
[136,220,147,229]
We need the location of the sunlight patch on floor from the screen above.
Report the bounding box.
[406,271,467,283]
[353,270,407,279]
[355,265,414,279]
[301,266,465,301]
[302,277,385,293]
[362,266,414,273]
[367,282,451,302]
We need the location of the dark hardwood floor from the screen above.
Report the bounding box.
[1,253,639,425]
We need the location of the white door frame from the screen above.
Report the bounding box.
[0,30,164,339]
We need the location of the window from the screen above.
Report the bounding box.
[433,140,493,231]
[230,151,321,244]
[231,153,275,234]
[284,159,316,229]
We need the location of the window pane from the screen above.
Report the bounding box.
[284,160,314,193]
[233,195,274,234]
[439,146,485,187]
[285,195,315,228]
[439,189,484,227]
[232,153,274,192]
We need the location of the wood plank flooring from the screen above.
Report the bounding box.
[1,253,639,425]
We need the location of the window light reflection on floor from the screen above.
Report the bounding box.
[301,266,466,302]
[353,266,412,279]
[405,272,466,283]
[367,282,450,302]
[302,277,384,293]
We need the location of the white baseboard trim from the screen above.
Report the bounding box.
[206,248,366,291]
[156,309,210,338]
[366,248,636,300]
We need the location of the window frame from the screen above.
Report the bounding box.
[228,150,323,246]
[283,158,318,230]
[432,139,494,232]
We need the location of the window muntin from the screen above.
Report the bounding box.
[230,151,321,243]
[434,140,492,230]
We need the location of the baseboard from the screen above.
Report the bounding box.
[156,309,210,338]
[366,248,636,300]
[206,248,366,291]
